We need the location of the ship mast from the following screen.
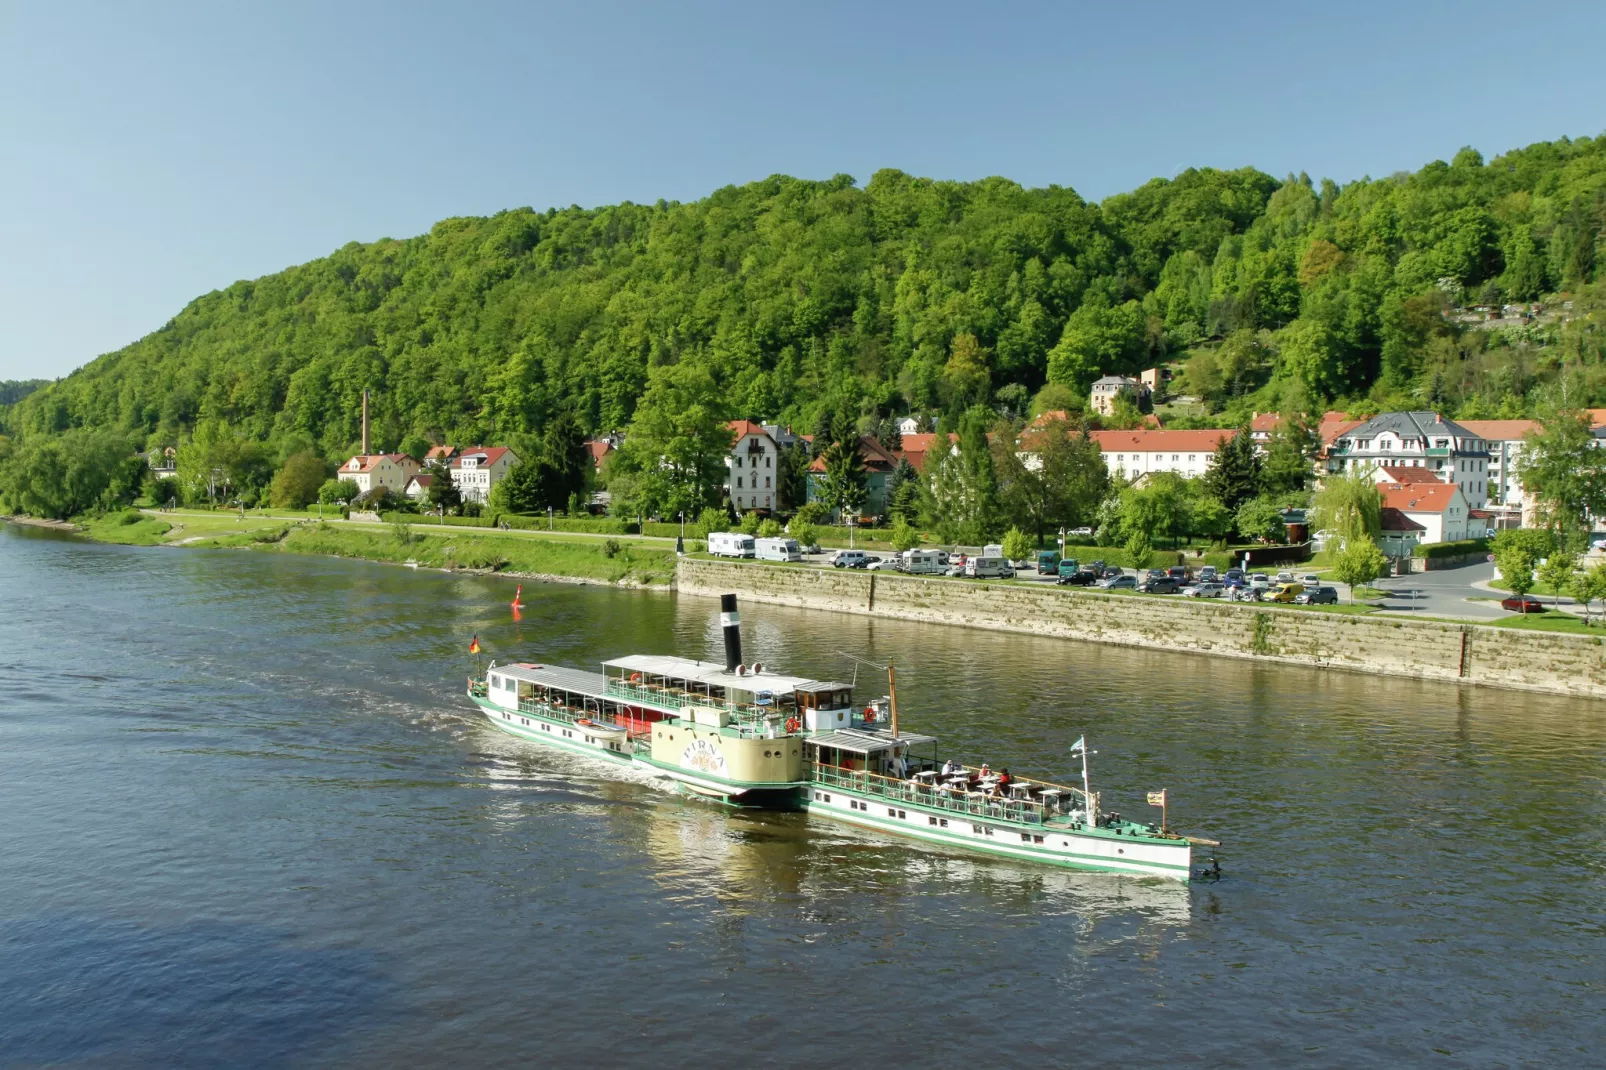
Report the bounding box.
[887,659,899,738]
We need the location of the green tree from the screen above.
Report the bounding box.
[1235,495,1287,543]
[1517,410,1606,542]
[1046,298,1146,393]
[1001,526,1033,563]
[1311,470,1382,545]
[1202,429,1262,513]
[269,450,327,509]
[614,363,731,518]
[1260,414,1316,496]
[757,518,783,538]
[1332,535,1389,602]
[940,333,992,412]
[0,428,143,519]
[1568,561,1606,625]
[1492,528,1552,611]
[695,505,730,536]
[789,518,819,549]
[815,433,868,521]
[426,458,465,512]
[1538,548,1578,608]
[890,517,920,552]
[886,458,922,522]
[1118,472,1187,551]
[920,408,1000,544]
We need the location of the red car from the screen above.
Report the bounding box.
[1501,596,1546,613]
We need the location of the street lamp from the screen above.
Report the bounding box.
[1058,526,1066,561]
[676,511,685,556]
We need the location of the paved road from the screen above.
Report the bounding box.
[1360,560,1508,620]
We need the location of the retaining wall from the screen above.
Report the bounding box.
[675,558,1606,699]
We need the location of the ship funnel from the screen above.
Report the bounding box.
[720,593,742,672]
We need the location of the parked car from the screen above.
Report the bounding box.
[1197,565,1219,583]
[1184,582,1226,598]
[1294,586,1339,604]
[865,558,896,571]
[1229,585,1261,602]
[1057,570,1098,586]
[1501,596,1546,613]
[1166,566,1191,582]
[1248,573,1272,590]
[1269,582,1305,603]
[1299,574,1321,586]
[1100,575,1138,590]
[1137,576,1182,594]
[1223,568,1245,585]
[1069,527,1093,536]
[1056,558,1081,579]
[1275,570,1296,584]
[1036,550,1060,574]
[829,549,871,569]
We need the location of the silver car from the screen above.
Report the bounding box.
[1184,582,1226,598]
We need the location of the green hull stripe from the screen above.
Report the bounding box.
[803,802,1191,878]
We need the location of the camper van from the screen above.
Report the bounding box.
[964,556,1014,579]
[708,532,756,559]
[900,549,946,575]
[755,537,802,562]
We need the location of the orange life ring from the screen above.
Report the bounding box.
[785,717,800,734]
[863,708,876,723]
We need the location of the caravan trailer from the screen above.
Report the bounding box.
[755,537,802,562]
[900,549,946,575]
[708,532,756,559]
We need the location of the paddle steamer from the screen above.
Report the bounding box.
[466,595,1212,881]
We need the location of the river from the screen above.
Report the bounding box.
[1,525,1602,1067]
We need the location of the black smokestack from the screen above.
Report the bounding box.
[721,593,742,672]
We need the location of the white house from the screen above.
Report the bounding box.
[340,453,421,496]
[1088,429,1237,480]
[897,416,923,437]
[1377,481,1472,544]
[450,446,518,504]
[403,472,434,501]
[1454,419,1539,508]
[1089,375,1150,416]
[1327,412,1491,508]
[725,420,778,513]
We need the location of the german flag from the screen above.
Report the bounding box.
[469,635,481,655]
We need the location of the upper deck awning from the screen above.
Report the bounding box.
[602,654,848,695]
[491,661,608,695]
[805,728,938,754]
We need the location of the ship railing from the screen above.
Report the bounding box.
[468,676,488,699]
[811,764,1051,825]
[602,681,772,732]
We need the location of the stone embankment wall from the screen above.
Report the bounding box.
[675,558,1606,700]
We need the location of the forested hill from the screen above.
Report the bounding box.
[5,136,1605,456]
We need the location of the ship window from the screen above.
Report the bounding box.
[928,817,938,826]
[898,810,906,819]
[939,819,948,828]
[1033,835,1044,844]
[1021,833,1031,842]
[972,825,983,835]
[887,807,897,817]
[985,828,994,836]
[822,794,831,803]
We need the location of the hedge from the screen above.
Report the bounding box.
[1413,537,1491,559]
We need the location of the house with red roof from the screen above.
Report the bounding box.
[340,453,421,497]
[1377,507,1428,557]
[403,471,434,501]
[449,446,519,504]
[1088,429,1238,480]
[725,420,780,513]
[1454,419,1540,508]
[804,435,902,518]
[1376,481,1472,544]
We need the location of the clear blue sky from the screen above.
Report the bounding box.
[3,0,1603,381]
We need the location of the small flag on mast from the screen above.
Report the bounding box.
[1070,736,1086,755]
[1147,790,1166,807]
[469,635,481,655]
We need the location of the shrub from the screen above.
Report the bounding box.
[1413,537,1491,559]
[603,539,622,558]
[757,518,783,538]
[890,518,920,552]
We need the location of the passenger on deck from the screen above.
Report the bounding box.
[979,762,992,778]
[994,769,1013,796]
[941,758,962,776]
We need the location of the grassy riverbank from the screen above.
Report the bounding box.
[59,510,677,586]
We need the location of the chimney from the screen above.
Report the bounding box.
[720,594,743,672]
[362,390,370,455]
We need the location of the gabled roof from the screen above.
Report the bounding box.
[806,436,900,474]
[1092,374,1141,387]
[1373,465,1445,485]
[585,440,615,466]
[1339,411,1480,445]
[407,472,434,488]
[1379,507,1427,533]
[344,453,412,473]
[424,445,457,462]
[895,432,957,472]
[449,446,513,469]
[1250,412,1281,434]
[1377,482,1463,514]
[1317,412,1362,445]
[1454,419,1540,442]
[1087,429,1236,453]
[726,420,772,444]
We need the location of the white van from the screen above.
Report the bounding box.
[708,532,756,559]
[829,549,870,569]
[901,549,945,575]
[964,556,1014,579]
[755,537,802,562]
